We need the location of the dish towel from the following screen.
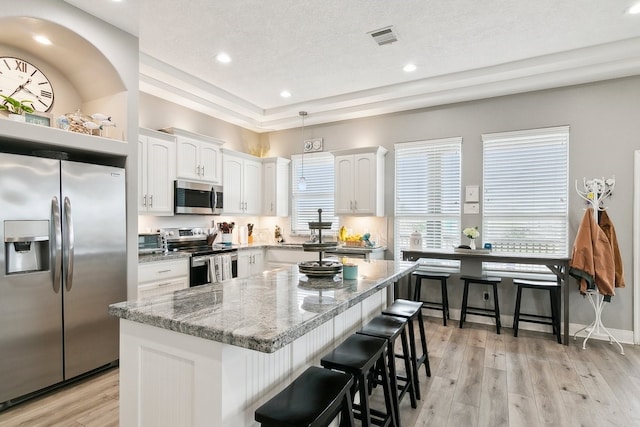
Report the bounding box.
[221,255,231,281]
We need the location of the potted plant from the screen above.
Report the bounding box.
[0,95,35,122]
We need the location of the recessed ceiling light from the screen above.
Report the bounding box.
[628,2,640,14]
[403,63,417,72]
[280,90,291,98]
[34,35,52,45]
[216,52,231,63]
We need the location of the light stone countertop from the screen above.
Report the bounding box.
[109,259,418,353]
[137,251,191,263]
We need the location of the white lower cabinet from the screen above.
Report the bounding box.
[237,249,264,279]
[138,258,189,299]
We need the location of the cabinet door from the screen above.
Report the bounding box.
[334,155,355,214]
[138,137,148,212]
[176,138,200,180]
[251,250,264,274]
[200,142,221,183]
[237,250,252,279]
[262,161,276,215]
[243,159,262,215]
[353,153,376,214]
[146,137,176,215]
[223,156,244,214]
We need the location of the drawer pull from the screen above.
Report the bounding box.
[157,269,171,273]
[157,282,174,287]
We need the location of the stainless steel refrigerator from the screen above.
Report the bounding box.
[0,152,126,407]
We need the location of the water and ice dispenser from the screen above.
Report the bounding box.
[4,220,50,274]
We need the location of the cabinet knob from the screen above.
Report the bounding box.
[201,165,205,176]
[143,195,147,207]
[149,195,154,207]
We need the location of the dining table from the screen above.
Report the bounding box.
[402,248,571,344]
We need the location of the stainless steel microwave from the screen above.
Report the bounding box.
[174,180,223,215]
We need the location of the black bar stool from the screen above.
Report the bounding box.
[255,366,355,427]
[321,334,396,427]
[411,271,451,325]
[381,299,431,401]
[513,279,562,343]
[357,314,417,427]
[459,275,502,334]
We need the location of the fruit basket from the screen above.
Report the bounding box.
[344,240,365,247]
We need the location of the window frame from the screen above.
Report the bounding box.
[481,125,569,276]
[394,137,462,269]
[290,152,338,235]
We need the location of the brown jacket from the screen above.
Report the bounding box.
[569,208,616,296]
[598,209,625,288]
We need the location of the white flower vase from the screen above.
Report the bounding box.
[8,113,25,122]
[469,239,476,250]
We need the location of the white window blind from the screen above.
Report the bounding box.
[394,138,462,266]
[291,152,338,234]
[482,126,569,275]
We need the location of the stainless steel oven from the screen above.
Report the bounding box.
[161,227,237,287]
[174,180,223,215]
[190,252,238,286]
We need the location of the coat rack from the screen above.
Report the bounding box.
[573,177,624,354]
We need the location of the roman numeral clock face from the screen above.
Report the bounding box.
[0,57,54,112]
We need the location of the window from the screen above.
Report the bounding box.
[394,137,462,266]
[291,152,338,234]
[482,126,569,275]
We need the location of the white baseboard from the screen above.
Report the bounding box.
[421,307,635,345]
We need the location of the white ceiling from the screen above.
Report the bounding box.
[66,0,640,133]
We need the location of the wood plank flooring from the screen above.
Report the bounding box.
[1,316,639,426]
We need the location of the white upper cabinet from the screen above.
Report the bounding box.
[262,157,290,217]
[138,128,176,216]
[162,128,224,183]
[222,149,262,215]
[333,146,387,216]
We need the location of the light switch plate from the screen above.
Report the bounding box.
[464,202,480,214]
[465,185,479,202]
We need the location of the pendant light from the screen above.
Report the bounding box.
[298,111,308,190]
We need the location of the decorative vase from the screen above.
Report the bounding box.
[469,239,476,250]
[8,113,25,122]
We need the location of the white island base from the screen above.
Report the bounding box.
[119,290,387,426]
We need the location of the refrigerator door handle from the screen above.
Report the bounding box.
[52,196,62,293]
[63,196,75,291]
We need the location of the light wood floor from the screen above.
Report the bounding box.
[1,316,639,426]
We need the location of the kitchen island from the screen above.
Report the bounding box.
[109,258,418,426]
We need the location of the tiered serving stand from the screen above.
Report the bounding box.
[298,210,343,309]
[298,209,343,278]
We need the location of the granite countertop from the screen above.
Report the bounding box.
[110,259,418,353]
[138,251,192,263]
[251,243,385,253]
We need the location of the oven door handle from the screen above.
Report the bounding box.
[192,255,211,266]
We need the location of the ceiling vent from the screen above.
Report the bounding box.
[368,26,398,46]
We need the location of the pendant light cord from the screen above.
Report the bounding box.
[298,111,308,190]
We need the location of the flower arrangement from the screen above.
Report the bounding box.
[462,227,479,239]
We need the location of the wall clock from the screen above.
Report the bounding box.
[0,57,54,112]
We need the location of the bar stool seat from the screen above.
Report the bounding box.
[255,366,355,427]
[459,275,502,334]
[357,314,417,427]
[382,299,431,401]
[321,334,396,427]
[411,271,450,325]
[513,279,561,343]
